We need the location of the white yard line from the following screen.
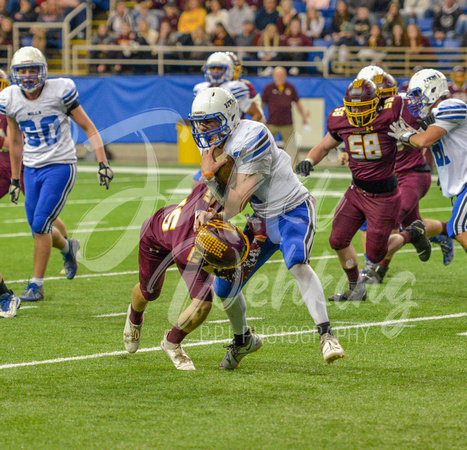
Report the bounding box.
[0,312,465,370]
[457,332,467,336]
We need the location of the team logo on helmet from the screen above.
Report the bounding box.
[195,219,249,269]
[343,79,380,128]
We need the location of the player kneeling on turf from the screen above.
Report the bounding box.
[123,180,267,371]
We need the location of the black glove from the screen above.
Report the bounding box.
[416,114,435,131]
[295,160,314,177]
[9,178,20,204]
[98,162,113,189]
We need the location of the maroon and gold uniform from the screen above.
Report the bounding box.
[394,98,432,228]
[138,183,220,302]
[327,94,403,263]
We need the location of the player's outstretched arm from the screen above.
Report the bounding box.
[70,105,113,189]
[296,132,340,176]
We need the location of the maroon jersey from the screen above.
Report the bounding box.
[448,81,467,104]
[148,182,219,265]
[395,97,427,173]
[327,95,403,181]
[0,113,6,136]
[262,81,300,126]
[241,78,257,98]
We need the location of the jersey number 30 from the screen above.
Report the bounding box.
[348,133,382,160]
[19,115,62,147]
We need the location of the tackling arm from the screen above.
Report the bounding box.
[296,132,341,176]
[406,125,447,148]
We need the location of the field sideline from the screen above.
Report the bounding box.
[1,165,466,448]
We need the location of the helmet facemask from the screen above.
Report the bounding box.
[190,112,231,149]
[11,64,47,93]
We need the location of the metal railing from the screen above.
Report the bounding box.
[328,46,467,77]
[12,2,92,74]
[71,44,329,76]
[0,45,13,68]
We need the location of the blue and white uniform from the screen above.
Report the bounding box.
[0,78,79,233]
[213,120,314,298]
[430,98,467,237]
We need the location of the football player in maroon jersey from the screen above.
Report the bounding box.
[296,78,431,301]
[349,71,454,283]
[123,182,266,370]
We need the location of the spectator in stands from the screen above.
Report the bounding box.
[448,65,467,102]
[281,17,312,74]
[351,6,377,45]
[90,23,115,74]
[333,21,359,46]
[365,23,386,46]
[186,25,210,60]
[389,23,409,46]
[0,0,10,23]
[382,1,406,43]
[137,18,159,44]
[13,0,38,23]
[114,22,138,73]
[262,66,309,155]
[406,23,431,54]
[372,0,393,18]
[153,20,180,71]
[32,0,64,52]
[160,1,180,32]
[228,0,255,37]
[328,0,353,41]
[235,19,258,61]
[133,2,160,31]
[277,0,298,34]
[432,0,462,40]
[306,0,330,9]
[304,7,325,39]
[178,0,207,34]
[255,0,279,31]
[0,16,12,45]
[205,0,229,36]
[401,0,436,21]
[108,0,135,36]
[211,22,234,45]
[257,23,281,75]
[348,0,375,16]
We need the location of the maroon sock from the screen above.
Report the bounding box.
[130,305,144,325]
[167,325,188,345]
[399,230,410,244]
[379,259,391,268]
[441,222,448,236]
[344,266,359,283]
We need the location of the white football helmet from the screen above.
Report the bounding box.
[407,68,450,117]
[10,46,48,93]
[204,52,234,86]
[188,87,240,149]
[356,65,384,81]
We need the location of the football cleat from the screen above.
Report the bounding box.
[362,264,388,284]
[0,293,21,318]
[219,330,263,370]
[430,235,455,266]
[19,283,44,302]
[123,304,143,353]
[328,281,367,302]
[405,220,431,262]
[359,260,375,277]
[62,238,80,280]
[161,330,196,371]
[320,333,345,364]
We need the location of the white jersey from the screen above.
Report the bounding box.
[0,78,79,168]
[222,120,310,219]
[430,98,467,198]
[193,80,253,116]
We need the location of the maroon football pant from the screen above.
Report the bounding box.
[138,217,214,302]
[329,184,401,264]
[396,170,432,228]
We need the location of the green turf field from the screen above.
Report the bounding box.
[1,164,466,448]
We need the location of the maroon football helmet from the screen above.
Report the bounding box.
[195,219,249,269]
[0,69,9,92]
[373,72,398,98]
[343,78,380,127]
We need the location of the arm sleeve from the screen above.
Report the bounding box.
[432,99,467,133]
[236,126,273,175]
[60,78,79,113]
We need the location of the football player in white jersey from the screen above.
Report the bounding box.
[389,68,467,251]
[190,87,345,368]
[191,52,265,189]
[0,46,113,302]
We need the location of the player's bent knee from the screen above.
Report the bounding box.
[329,234,350,251]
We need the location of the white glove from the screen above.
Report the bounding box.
[388,119,418,146]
